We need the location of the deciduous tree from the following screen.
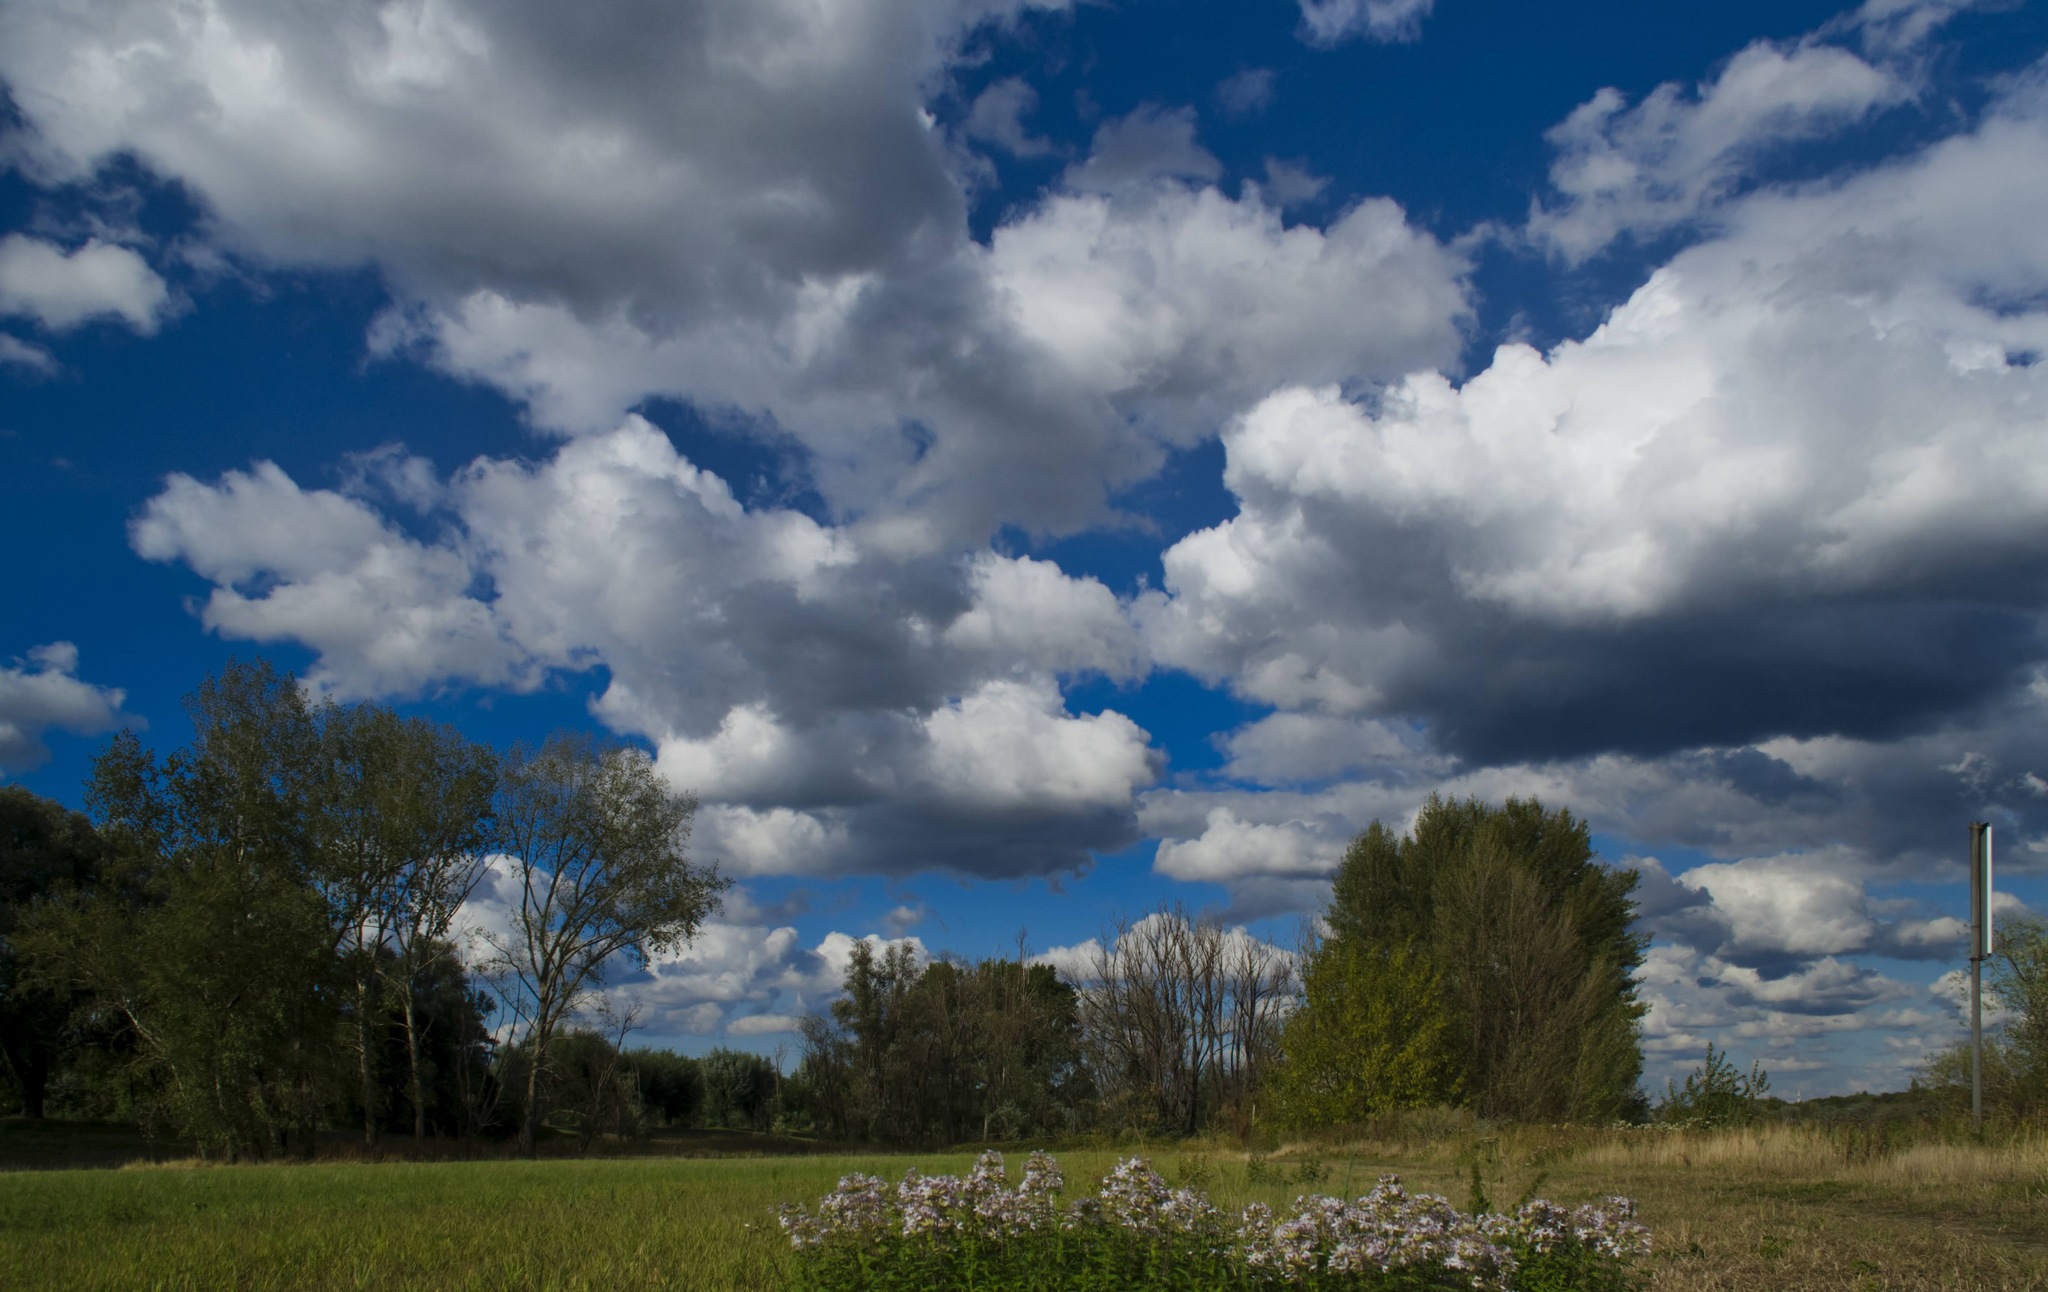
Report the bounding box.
[1320,796,1646,1122]
[320,705,497,1143]
[484,734,723,1155]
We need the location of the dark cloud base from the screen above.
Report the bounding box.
[1400,600,2043,765]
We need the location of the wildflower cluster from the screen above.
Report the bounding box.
[1497,1197,1650,1292]
[1096,1157,1223,1239]
[777,1152,1649,1292]
[1240,1176,1515,1288]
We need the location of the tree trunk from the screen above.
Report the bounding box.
[298,1073,320,1161]
[402,983,428,1143]
[356,974,379,1147]
[520,1027,549,1157]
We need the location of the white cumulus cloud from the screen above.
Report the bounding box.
[0,235,169,333]
[1531,40,1911,262]
[0,643,134,774]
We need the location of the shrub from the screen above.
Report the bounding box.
[777,1151,1649,1291]
[1657,1043,1770,1129]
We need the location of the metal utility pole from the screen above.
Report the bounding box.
[1969,821,1994,1135]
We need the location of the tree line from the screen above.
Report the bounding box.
[0,660,722,1159]
[1,659,1660,1152]
[772,796,1649,1145]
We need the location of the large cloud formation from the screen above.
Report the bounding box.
[132,419,1159,878]
[1143,60,2048,765]
[0,0,1468,545]
[29,0,1462,880]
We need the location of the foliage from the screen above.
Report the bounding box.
[701,1046,779,1131]
[6,659,739,1159]
[778,1151,1649,1292]
[19,663,342,1158]
[800,941,1092,1144]
[1268,939,1455,1127]
[1655,1044,1770,1129]
[0,787,107,1119]
[319,702,498,1145]
[543,1026,643,1148]
[622,1045,704,1125]
[1992,918,2048,1088]
[1315,796,1647,1123]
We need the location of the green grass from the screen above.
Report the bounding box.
[0,1154,840,1290]
[0,1144,1419,1290]
[5,1124,2048,1290]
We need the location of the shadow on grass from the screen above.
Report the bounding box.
[0,1116,861,1172]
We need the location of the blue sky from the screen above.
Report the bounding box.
[5,0,2048,1095]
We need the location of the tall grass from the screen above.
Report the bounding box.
[1573,1122,2048,1182]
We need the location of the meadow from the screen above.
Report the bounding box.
[2,1123,2046,1290]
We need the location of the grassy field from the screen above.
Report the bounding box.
[2,1123,2045,1289]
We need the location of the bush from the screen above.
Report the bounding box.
[777,1151,1649,1291]
[1656,1044,1769,1129]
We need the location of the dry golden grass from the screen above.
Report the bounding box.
[1253,1123,2048,1291]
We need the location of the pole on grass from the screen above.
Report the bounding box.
[1968,821,1993,1135]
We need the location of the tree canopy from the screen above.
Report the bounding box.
[1289,795,1646,1123]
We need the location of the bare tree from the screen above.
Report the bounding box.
[485,735,724,1155]
[1218,925,1295,1128]
[1078,906,1294,1136]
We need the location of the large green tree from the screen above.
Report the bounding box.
[798,941,1092,1144]
[17,661,505,1157]
[1314,795,1646,1122]
[318,703,497,1144]
[0,788,106,1118]
[24,662,338,1157]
